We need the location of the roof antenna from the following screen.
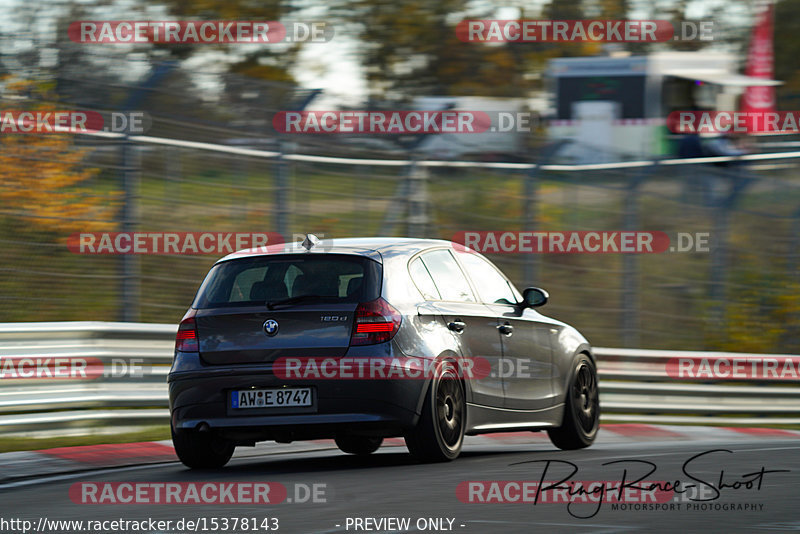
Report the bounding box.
[301,233,320,251]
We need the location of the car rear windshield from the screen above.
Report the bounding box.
[193,254,382,309]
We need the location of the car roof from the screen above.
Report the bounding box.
[216,237,457,264]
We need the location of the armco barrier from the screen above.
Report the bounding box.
[0,322,798,435]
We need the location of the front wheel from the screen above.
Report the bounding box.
[404,360,465,462]
[547,355,599,450]
[171,425,235,468]
[335,435,383,455]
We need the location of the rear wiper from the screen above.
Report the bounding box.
[266,294,341,310]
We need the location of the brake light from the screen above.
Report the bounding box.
[176,316,199,352]
[350,298,402,346]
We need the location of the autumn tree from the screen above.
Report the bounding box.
[0,78,118,235]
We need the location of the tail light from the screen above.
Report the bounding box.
[350,298,402,346]
[176,316,199,352]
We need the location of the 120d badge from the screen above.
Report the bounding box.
[320,315,348,322]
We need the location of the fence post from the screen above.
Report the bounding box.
[523,141,572,284]
[275,141,290,239]
[708,165,752,342]
[708,198,729,337]
[406,159,429,238]
[379,163,412,236]
[522,168,539,284]
[118,138,140,322]
[791,208,800,282]
[621,169,648,347]
[167,146,181,205]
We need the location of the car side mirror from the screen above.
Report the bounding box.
[522,287,549,308]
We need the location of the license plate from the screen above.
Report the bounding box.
[232,387,312,409]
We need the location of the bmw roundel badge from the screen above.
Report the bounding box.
[263,319,279,337]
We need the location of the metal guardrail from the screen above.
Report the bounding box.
[0,322,174,435]
[85,129,800,170]
[0,322,798,435]
[595,347,800,425]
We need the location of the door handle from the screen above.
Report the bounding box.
[448,320,466,333]
[497,323,514,336]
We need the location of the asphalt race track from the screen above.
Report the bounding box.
[1,430,798,534]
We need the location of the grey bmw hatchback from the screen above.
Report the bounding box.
[168,237,599,467]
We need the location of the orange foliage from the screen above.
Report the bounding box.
[0,79,119,234]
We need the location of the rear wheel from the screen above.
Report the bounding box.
[405,360,465,462]
[548,355,600,450]
[171,425,235,468]
[335,435,383,455]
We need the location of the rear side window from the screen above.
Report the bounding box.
[457,253,517,304]
[193,255,381,308]
[419,249,476,302]
[409,257,441,300]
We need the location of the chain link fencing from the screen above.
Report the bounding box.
[3,123,800,352]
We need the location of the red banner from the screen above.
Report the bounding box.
[741,3,776,133]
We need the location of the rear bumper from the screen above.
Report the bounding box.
[168,351,428,441]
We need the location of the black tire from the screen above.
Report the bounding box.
[335,435,383,455]
[171,425,235,468]
[548,355,600,450]
[404,360,465,462]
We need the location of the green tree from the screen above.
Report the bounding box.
[333,0,532,99]
[156,0,301,84]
